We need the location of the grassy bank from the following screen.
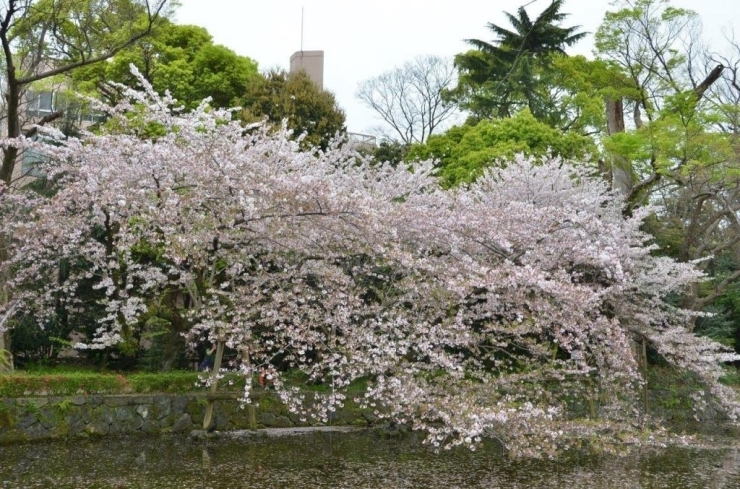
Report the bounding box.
[0,370,238,397]
[2,362,735,400]
[0,367,368,398]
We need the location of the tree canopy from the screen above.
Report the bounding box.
[407,110,595,186]
[0,0,170,185]
[241,69,346,149]
[0,0,171,367]
[450,0,586,121]
[1,78,738,456]
[72,20,259,109]
[356,55,458,144]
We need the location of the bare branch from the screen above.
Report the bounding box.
[356,55,458,144]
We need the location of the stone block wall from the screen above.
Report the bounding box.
[0,392,374,444]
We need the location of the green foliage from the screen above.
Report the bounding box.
[450,0,586,123]
[695,305,737,347]
[693,258,740,350]
[595,0,697,77]
[719,369,740,386]
[0,370,223,397]
[0,366,367,398]
[135,318,172,372]
[369,140,410,167]
[0,401,12,427]
[546,55,634,131]
[590,0,740,359]
[131,290,194,372]
[603,112,733,184]
[28,400,42,416]
[53,398,73,414]
[407,110,596,186]
[240,70,346,149]
[128,371,228,392]
[0,349,10,370]
[188,44,259,108]
[72,20,259,109]
[9,315,74,363]
[11,0,160,68]
[0,372,128,397]
[646,365,704,390]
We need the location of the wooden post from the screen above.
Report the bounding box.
[588,395,597,419]
[202,340,225,431]
[642,337,649,416]
[245,352,257,430]
[0,301,17,373]
[247,403,257,430]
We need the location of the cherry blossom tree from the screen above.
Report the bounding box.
[1,74,738,457]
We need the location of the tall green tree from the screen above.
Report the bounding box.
[450,0,586,122]
[241,70,346,150]
[594,0,740,351]
[72,21,259,109]
[0,0,170,185]
[595,0,726,199]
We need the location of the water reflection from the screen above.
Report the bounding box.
[0,431,739,488]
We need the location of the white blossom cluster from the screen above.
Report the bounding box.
[1,75,737,457]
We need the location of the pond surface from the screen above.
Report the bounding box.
[1,429,739,488]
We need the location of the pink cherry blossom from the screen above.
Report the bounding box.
[1,73,737,457]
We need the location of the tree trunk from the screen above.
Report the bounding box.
[605,96,632,197]
[202,340,225,431]
[642,337,649,416]
[0,9,21,186]
[0,233,14,372]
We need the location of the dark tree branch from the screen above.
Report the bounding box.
[694,64,724,101]
[24,110,64,139]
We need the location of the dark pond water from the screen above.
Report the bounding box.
[1,430,739,488]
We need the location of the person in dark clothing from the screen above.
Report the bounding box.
[199,345,217,371]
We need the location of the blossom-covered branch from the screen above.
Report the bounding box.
[1,74,737,457]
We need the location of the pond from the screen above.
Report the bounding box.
[1,429,739,488]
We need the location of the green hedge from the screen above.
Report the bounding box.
[0,371,249,397]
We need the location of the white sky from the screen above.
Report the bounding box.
[175,0,738,134]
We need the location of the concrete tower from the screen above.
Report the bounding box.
[289,50,324,90]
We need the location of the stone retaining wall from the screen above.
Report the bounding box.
[0,391,374,444]
[0,387,725,445]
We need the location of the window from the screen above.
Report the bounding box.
[20,135,52,178]
[81,110,107,124]
[26,90,55,118]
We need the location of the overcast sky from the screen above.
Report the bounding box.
[175,0,738,135]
